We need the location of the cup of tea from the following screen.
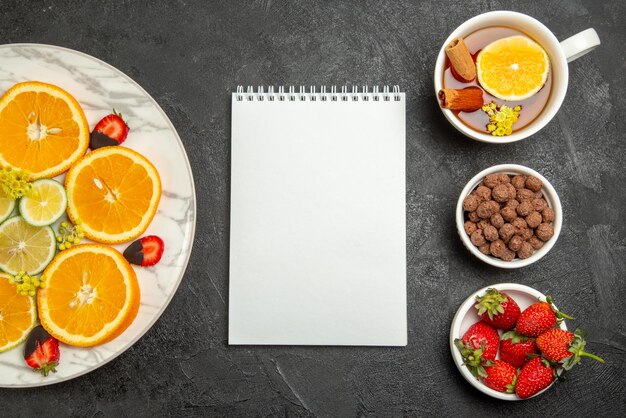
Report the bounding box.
[433,11,600,143]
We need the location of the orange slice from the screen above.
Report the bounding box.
[0,273,37,352]
[476,36,550,101]
[37,244,140,347]
[65,147,161,244]
[0,81,89,179]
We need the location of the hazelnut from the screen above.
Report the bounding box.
[471,229,486,246]
[463,194,481,212]
[532,198,547,212]
[506,199,520,209]
[542,207,555,223]
[474,186,492,201]
[484,225,499,242]
[511,174,527,190]
[483,174,502,188]
[477,201,495,218]
[517,241,534,259]
[526,211,542,228]
[512,217,527,232]
[478,243,491,255]
[490,213,505,229]
[536,223,554,242]
[492,184,511,203]
[525,176,543,192]
[499,223,516,243]
[500,248,516,261]
[490,239,506,258]
[477,219,490,230]
[508,235,523,251]
[528,236,545,250]
[516,201,533,217]
[517,188,535,202]
[501,206,517,222]
[468,211,480,223]
[464,221,477,235]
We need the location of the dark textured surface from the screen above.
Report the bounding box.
[1,0,625,416]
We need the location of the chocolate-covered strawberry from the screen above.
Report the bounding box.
[455,321,500,377]
[483,360,517,393]
[500,330,538,368]
[24,326,60,377]
[475,288,521,330]
[123,235,164,267]
[515,357,554,399]
[90,110,129,149]
[516,296,573,337]
[536,328,604,370]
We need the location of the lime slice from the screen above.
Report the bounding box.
[0,273,37,353]
[0,216,56,275]
[0,196,15,223]
[19,179,67,227]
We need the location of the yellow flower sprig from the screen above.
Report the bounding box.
[0,167,32,200]
[57,219,84,250]
[7,271,46,296]
[481,102,522,136]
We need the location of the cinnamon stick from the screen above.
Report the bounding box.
[438,87,483,111]
[445,37,476,82]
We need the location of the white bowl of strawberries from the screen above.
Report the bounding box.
[450,283,604,400]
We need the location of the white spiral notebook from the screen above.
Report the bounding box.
[229,86,407,346]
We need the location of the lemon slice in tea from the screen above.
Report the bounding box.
[0,196,15,223]
[19,179,67,227]
[0,273,37,352]
[0,216,56,275]
[477,35,550,101]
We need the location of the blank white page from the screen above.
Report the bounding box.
[229,90,406,346]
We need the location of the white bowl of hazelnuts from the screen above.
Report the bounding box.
[456,164,562,269]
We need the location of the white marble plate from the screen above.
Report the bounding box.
[0,44,196,387]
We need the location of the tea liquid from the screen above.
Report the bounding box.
[443,27,552,133]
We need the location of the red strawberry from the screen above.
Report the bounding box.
[515,357,555,399]
[23,326,60,377]
[499,330,538,368]
[516,296,573,337]
[536,328,604,370]
[454,322,500,377]
[475,288,521,330]
[483,360,517,393]
[90,110,129,149]
[123,235,164,267]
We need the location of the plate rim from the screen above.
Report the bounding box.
[0,42,197,388]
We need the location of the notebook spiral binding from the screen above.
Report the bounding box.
[235,85,402,102]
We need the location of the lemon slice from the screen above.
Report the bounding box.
[19,179,67,227]
[0,273,37,352]
[0,196,15,223]
[0,216,56,275]
[477,35,550,101]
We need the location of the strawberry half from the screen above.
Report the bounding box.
[536,328,604,370]
[24,326,60,377]
[90,110,129,149]
[475,288,521,330]
[500,330,538,368]
[123,235,164,267]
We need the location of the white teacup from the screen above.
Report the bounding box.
[434,11,600,143]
